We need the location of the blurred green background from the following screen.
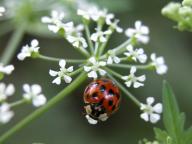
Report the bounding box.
[0,0,192,143]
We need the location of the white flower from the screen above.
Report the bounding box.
[0,103,14,124]
[0,64,14,75]
[150,53,168,75]
[66,35,87,48]
[84,57,106,79]
[23,84,47,107]
[0,83,15,102]
[17,39,40,61]
[0,6,5,16]
[77,7,107,21]
[49,60,73,85]
[125,20,150,44]
[41,10,65,33]
[140,97,163,124]
[91,29,112,43]
[107,50,121,64]
[63,22,84,37]
[106,17,123,33]
[124,45,147,63]
[122,66,146,88]
[85,115,98,124]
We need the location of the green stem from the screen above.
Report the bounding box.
[10,99,27,108]
[0,23,26,65]
[104,67,122,79]
[84,23,94,54]
[107,73,141,107]
[38,54,85,64]
[108,63,151,69]
[76,47,90,58]
[99,28,114,56]
[69,67,83,76]
[0,73,87,143]
[100,39,131,59]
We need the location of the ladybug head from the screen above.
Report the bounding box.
[84,104,108,125]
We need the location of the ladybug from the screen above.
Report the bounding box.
[83,78,121,124]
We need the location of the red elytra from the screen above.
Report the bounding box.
[83,78,121,123]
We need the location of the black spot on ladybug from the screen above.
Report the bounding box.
[108,100,113,106]
[108,89,115,96]
[92,92,98,98]
[100,85,106,92]
[98,98,104,106]
[112,105,116,111]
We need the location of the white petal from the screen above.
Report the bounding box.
[99,61,106,66]
[88,71,97,78]
[84,66,91,72]
[23,84,30,93]
[98,69,106,76]
[146,97,155,105]
[125,28,136,37]
[125,81,132,87]
[31,39,39,47]
[133,82,144,88]
[59,59,66,68]
[52,77,61,85]
[67,66,73,72]
[126,45,133,51]
[64,75,72,83]
[32,94,47,107]
[41,16,52,23]
[49,70,58,77]
[150,53,156,61]
[99,36,107,43]
[141,26,149,34]
[150,113,160,123]
[48,25,59,33]
[91,33,98,42]
[17,53,26,61]
[130,66,136,74]
[121,76,128,80]
[113,56,121,63]
[137,75,146,82]
[135,20,142,30]
[89,57,96,64]
[107,56,113,64]
[5,84,15,96]
[31,84,42,95]
[140,112,149,122]
[153,103,163,114]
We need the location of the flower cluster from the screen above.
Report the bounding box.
[140,97,163,123]
[17,6,168,124]
[0,82,47,124]
[0,63,14,76]
[162,0,192,31]
[17,39,40,61]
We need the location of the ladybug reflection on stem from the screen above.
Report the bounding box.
[83,78,121,124]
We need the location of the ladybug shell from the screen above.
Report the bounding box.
[84,79,120,117]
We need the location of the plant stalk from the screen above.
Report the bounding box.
[0,24,26,65]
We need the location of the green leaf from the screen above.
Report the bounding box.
[162,81,186,144]
[184,126,192,144]
[154,127,169,143]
